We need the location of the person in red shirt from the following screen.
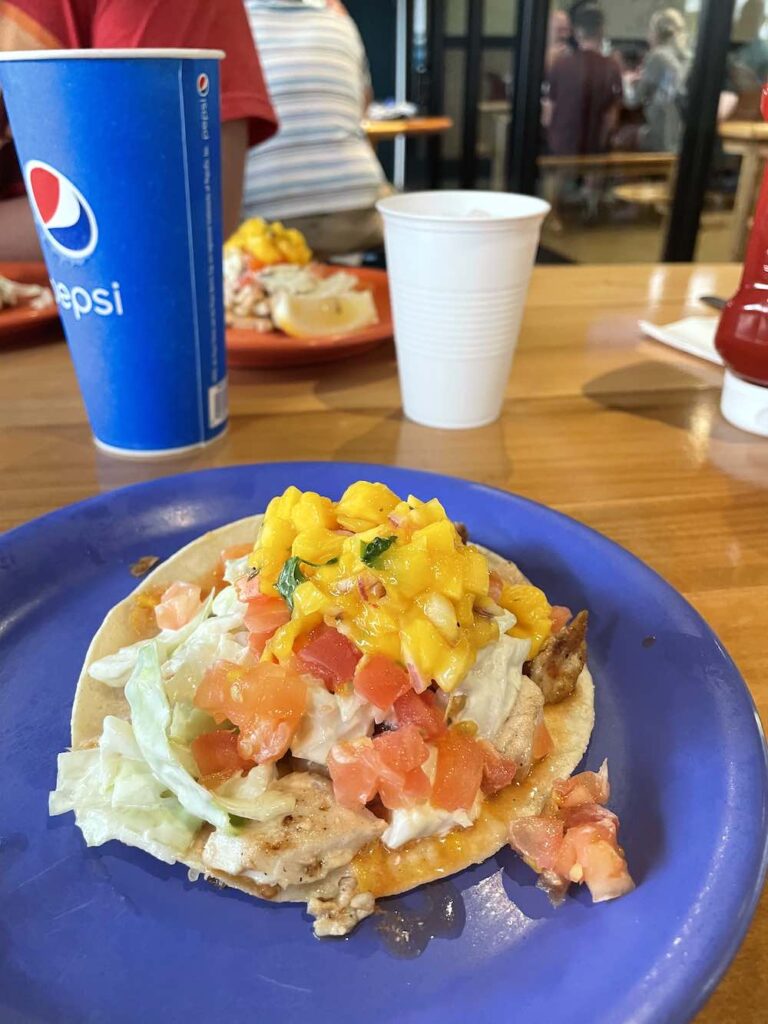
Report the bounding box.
[0,0,278,259]
[545,4,621,157]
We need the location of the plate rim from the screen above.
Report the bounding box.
[2,459,767,1024]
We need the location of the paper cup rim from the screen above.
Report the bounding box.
[377,190,550,224]
[0,48,225,62]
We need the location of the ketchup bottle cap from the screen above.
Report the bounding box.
[721,370,768,436]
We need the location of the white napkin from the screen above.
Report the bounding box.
[638,316,724,366]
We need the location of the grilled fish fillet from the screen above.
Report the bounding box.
[201,772,385,889]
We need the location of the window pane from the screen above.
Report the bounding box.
[445,0,467,36]
[537,2,701,263]
[696,0,768,261]
[477,47,513,190]
[483,0,515,37]
[441,48,467,186]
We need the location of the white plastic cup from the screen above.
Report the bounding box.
[377,190,549,429]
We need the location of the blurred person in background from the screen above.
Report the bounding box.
[732,0,768,86]
[240,0,390,260]
[620,8,690,152]
[719,0,767,123]
[545,9,572,73]
[542,3,621,227]
[0,0,277,261]
[544,4,621,159]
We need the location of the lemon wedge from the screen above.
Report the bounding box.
[271,290,378,338]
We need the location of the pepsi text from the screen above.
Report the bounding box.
[50,278,124,321]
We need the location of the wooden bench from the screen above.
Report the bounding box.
[538,151,677,178]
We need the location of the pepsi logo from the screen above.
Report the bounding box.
[197,73,210,97]
[24,160,98,259]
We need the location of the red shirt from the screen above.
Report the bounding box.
[0,0,278,196]
[546,50,621,156]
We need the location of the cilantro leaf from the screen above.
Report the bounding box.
[360,535,396,566]
[275,555,339,610]
[275,556,307,610]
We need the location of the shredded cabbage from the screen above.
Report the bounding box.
[164,627,249,704]
[213,765,296,822]
[291,683,376,765]
[223,555,250,585]
[49,716,201,863]
[88,590,215,688]
[125,642,232,832]
[169,701,215,746]
[212,583,247,618]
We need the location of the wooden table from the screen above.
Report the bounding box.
[362,115,453,143]
[718,120,768,261]
[2,262,766,1022]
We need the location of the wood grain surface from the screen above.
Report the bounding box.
[2,261,766,1021]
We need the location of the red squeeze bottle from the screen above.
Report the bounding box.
[715,86,768,434]
[720,81,768,430]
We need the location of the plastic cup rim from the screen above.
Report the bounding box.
[377,189,551,224]
[0,48,225,62]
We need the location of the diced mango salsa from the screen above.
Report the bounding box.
[335,481,400,533]
[498,583,553,658]
[248,482,552,690]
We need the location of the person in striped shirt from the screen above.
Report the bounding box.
[241,0,390,258]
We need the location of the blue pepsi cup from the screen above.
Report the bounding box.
[0,49,228,456]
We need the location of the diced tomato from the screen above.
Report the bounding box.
[489,570,504,603]
[354,654,411,710]
[508,816,566,872]
[379,765,431,809]
[550,605,572,633]
[432,729,484,812]
[479,740,517,795]
[221,543,253,565]
[243,594,291,654]
[547,806,631,901]
[154,581,202,631]
[508,761,634,905]
[532,719,555,761]
[393,689,446,740]
[328,725,430,810]
[551,761,609,810]
[297,624,362,691]
[191,729,253,778]
[327,739,380,809]
[235,573,266,602]
[373,724,429,775]
[194,659,307,764]
[194,659,238,724]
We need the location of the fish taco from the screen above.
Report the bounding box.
[51,482,633,936]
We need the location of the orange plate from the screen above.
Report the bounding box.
[226,265,393,368]
[0,262,59,341]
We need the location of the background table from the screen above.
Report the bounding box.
[2,262,766,1022]
[362,115,453,144]
[718,120,768,261]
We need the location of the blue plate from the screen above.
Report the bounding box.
[1,463,766,1024]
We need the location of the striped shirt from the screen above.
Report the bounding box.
[242,0,385,220]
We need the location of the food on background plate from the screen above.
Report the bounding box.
[225,217,312,267]
[224,219,379,339]
[0,273,53,312]
[51,482,634,937]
